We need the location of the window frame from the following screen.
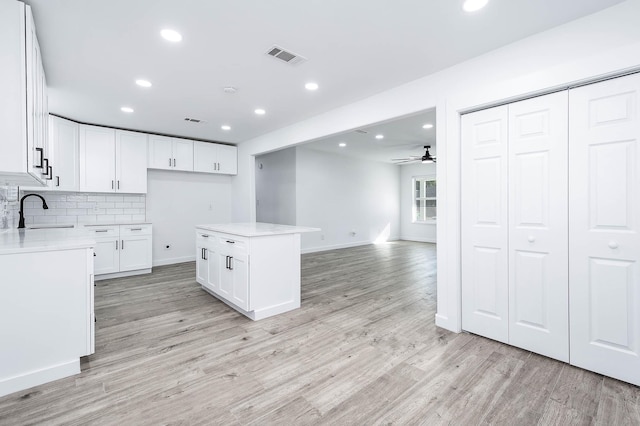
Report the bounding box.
[412,175,437,224]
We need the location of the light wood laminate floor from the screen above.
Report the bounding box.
[1,241,639,425]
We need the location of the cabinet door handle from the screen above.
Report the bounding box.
[46,165,53,180]
[218,162,220,170]
[130,228,142,231]
[229,256,233,270]
[117,180,120,190]
[169,158,172,167]
[201,234,209,238]
[56,176,60,187]
[42,158,49,177]
[112,180,115,189]
[173,158,176,167]
[35,147,44,168]
[226,240,235,244]
[115,240,118,250]
[121,240,124,250]
[95,229,108,233]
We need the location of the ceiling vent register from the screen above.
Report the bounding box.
[266,45,307,65]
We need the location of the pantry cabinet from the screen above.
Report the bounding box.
[0,1,48,186]
[461,73,640,386]
[79,125,147,193]
[193,141,238,175]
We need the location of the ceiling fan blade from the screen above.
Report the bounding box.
[393,159,419,164]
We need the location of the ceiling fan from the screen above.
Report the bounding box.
[392,145,436,164]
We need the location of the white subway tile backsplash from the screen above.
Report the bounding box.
[66,208,88,215]
[15,192,147,226]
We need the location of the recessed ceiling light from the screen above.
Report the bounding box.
[339,142,346,147]
[221,125,231,131]
[160,29,182,42]
[120,106,134,113]
[422,123,434,129]
[254,108,266,115]
[305,82,319,91]
[135,79,152,88]
[375,134,384,140]
[463,0,489,12]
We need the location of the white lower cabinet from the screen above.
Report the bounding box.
[461,73,640,386]
[86,224,152,279]
[195,227,303,320]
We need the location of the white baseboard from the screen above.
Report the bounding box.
[0,359,79,398]
[400,235,437,243]
[95,268,151,281]
[301,236,400,254]
[153,255,195,267]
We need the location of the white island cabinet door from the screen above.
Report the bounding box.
[79,125,115,192]
[461,105,509,344]
[507,91,569,362]
[116,130,147,194]
[93,238,120,275]
[569,73,640,387]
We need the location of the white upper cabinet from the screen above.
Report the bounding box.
[79,125,147,193]
[79,125,116,192]
[116,130,147,194]
[193,141,237,175]
[148,136,193,171]
[0,2,48,186]
[50,116,79,191]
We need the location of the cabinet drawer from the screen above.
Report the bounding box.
[120,224,152,236]
[216,234,248,255]
[84,225,118,237]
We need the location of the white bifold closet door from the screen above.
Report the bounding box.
[461,105,509,344]
[507,92,568,362]
[569,73,640,386]
[462,92,569,361]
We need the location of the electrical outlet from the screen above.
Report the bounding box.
[164,244,171,250]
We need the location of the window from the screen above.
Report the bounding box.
[413,177,436,222]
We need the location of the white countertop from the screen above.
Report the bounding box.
[0,228,95,255]
[196,222,320,237]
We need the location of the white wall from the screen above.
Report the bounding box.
[399,162,436,243]
[231,0,640,333]
[296,146,400,252]
[147,169,232,266]
[255,148,296,225]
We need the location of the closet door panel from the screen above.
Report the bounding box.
[508,92,569,362]
[461,106,509,344]
[569,73,640,386]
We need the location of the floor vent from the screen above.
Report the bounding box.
[266,45,307,65]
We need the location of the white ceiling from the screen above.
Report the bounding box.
[304,108,436,164]
[26,0,623,145]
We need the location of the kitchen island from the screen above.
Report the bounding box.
[0,228,95,397]
[195,223,319,320]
